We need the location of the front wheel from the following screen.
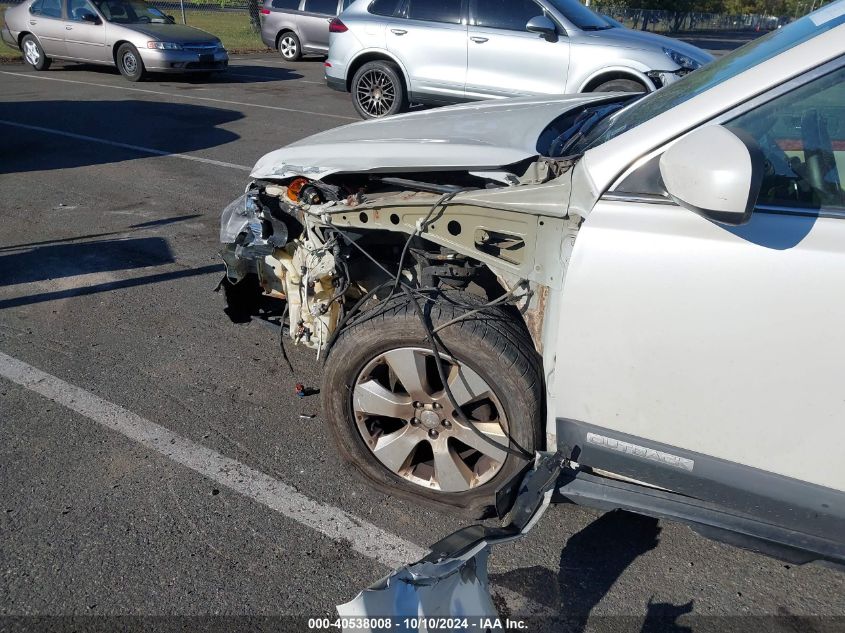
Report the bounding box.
[21,35,51,71]
[350,60,408,119]
[321,295,543,516]
[116,43,146,82]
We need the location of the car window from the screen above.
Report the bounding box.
[271,0,300,9]
[726,66,845,210]
[303,0,336,14]
[544,0,608,30]
[41,0,62,18]
[29,0,44,14]
[406,0,462,24]
[67,0,98,20]
[368,0,399,16]
[472,0,543,31]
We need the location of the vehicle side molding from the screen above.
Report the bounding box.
[659,124,764,226]
[556,418,845,565]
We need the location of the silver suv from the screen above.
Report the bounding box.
[325,0,712,118]
[260,0,351,60]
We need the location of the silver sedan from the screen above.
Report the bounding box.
[2,0,228,81]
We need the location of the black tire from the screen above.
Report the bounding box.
[21,34,51,71]
[116,43,146,82]
[277,31,301,61]
[592,78,646,93]
[350,60,408,119]
[321,293,543,517]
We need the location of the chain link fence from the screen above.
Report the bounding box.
[590,5,785,32]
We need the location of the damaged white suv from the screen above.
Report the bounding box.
[220,4,845,567]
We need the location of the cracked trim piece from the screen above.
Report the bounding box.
[336,452,565,632]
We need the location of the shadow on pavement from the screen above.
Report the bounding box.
[50,60,306,83]
[0,99,242,174]
[491,511,694,632]
[0,237,176,287]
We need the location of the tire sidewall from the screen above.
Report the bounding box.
[117,43,145,81]
[321,304,541,515]
[351,61,407,120]
[278,32,301,61]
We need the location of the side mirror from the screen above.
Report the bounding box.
[80,11,101,23]
[526,15,557,39]
[659,125,763,226]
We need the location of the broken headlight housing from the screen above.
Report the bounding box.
[662,47,702,71]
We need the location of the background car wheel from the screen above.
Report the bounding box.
[277,32,301,61]
[351,60,408,119]
[321,294,543,517]
[592,78,646,92]
[21,35,51,71]
[116,43,146,82]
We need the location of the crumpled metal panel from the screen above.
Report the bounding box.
[337,452,565,633]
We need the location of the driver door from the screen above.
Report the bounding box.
[64,0,108,61]
[554,64,845,537]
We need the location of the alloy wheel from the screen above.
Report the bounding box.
[279,35,297,60]
[352,347,509,492]
[355,68,396,117]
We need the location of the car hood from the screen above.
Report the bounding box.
[119,23,219,43]
[580,27,714,65]
[250,93,616,181]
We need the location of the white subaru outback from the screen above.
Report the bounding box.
[220,0,845,569]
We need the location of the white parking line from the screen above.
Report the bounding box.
[0,351,551,616]
[0,351,425,568]
[0,70,358,121]
[0,119,252,171]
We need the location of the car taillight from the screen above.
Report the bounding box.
[329,18,348,33]
[260,8,270,13]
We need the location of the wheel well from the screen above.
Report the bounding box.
[345,53,406,92]
[275,29,294,48]
[112,40,132,63]
[18,31,32,48]
[582,71,649,92]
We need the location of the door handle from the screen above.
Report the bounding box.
[65,25,73,29]
[470,36,488,43]
[29,20,37,24]
[390,28,407,35]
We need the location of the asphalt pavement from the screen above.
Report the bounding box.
[1,41,844,633]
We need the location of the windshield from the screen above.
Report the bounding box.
[545,0,610,30]
[92,0,172,23]
[568,2,845,154]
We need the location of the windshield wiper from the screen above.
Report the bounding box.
[557,102,625,156]
[580,25,612,30]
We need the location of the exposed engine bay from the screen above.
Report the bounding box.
[218,158,581,357]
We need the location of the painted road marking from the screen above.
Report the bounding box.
[0,71,357,121]
[0,350,551,615]
[0,119,252,171]
[0,350,424,568]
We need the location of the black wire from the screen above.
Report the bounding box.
[320,221,533,460]
[278,302,294,374]
[389,192,457,299]
[400,285,532,461]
